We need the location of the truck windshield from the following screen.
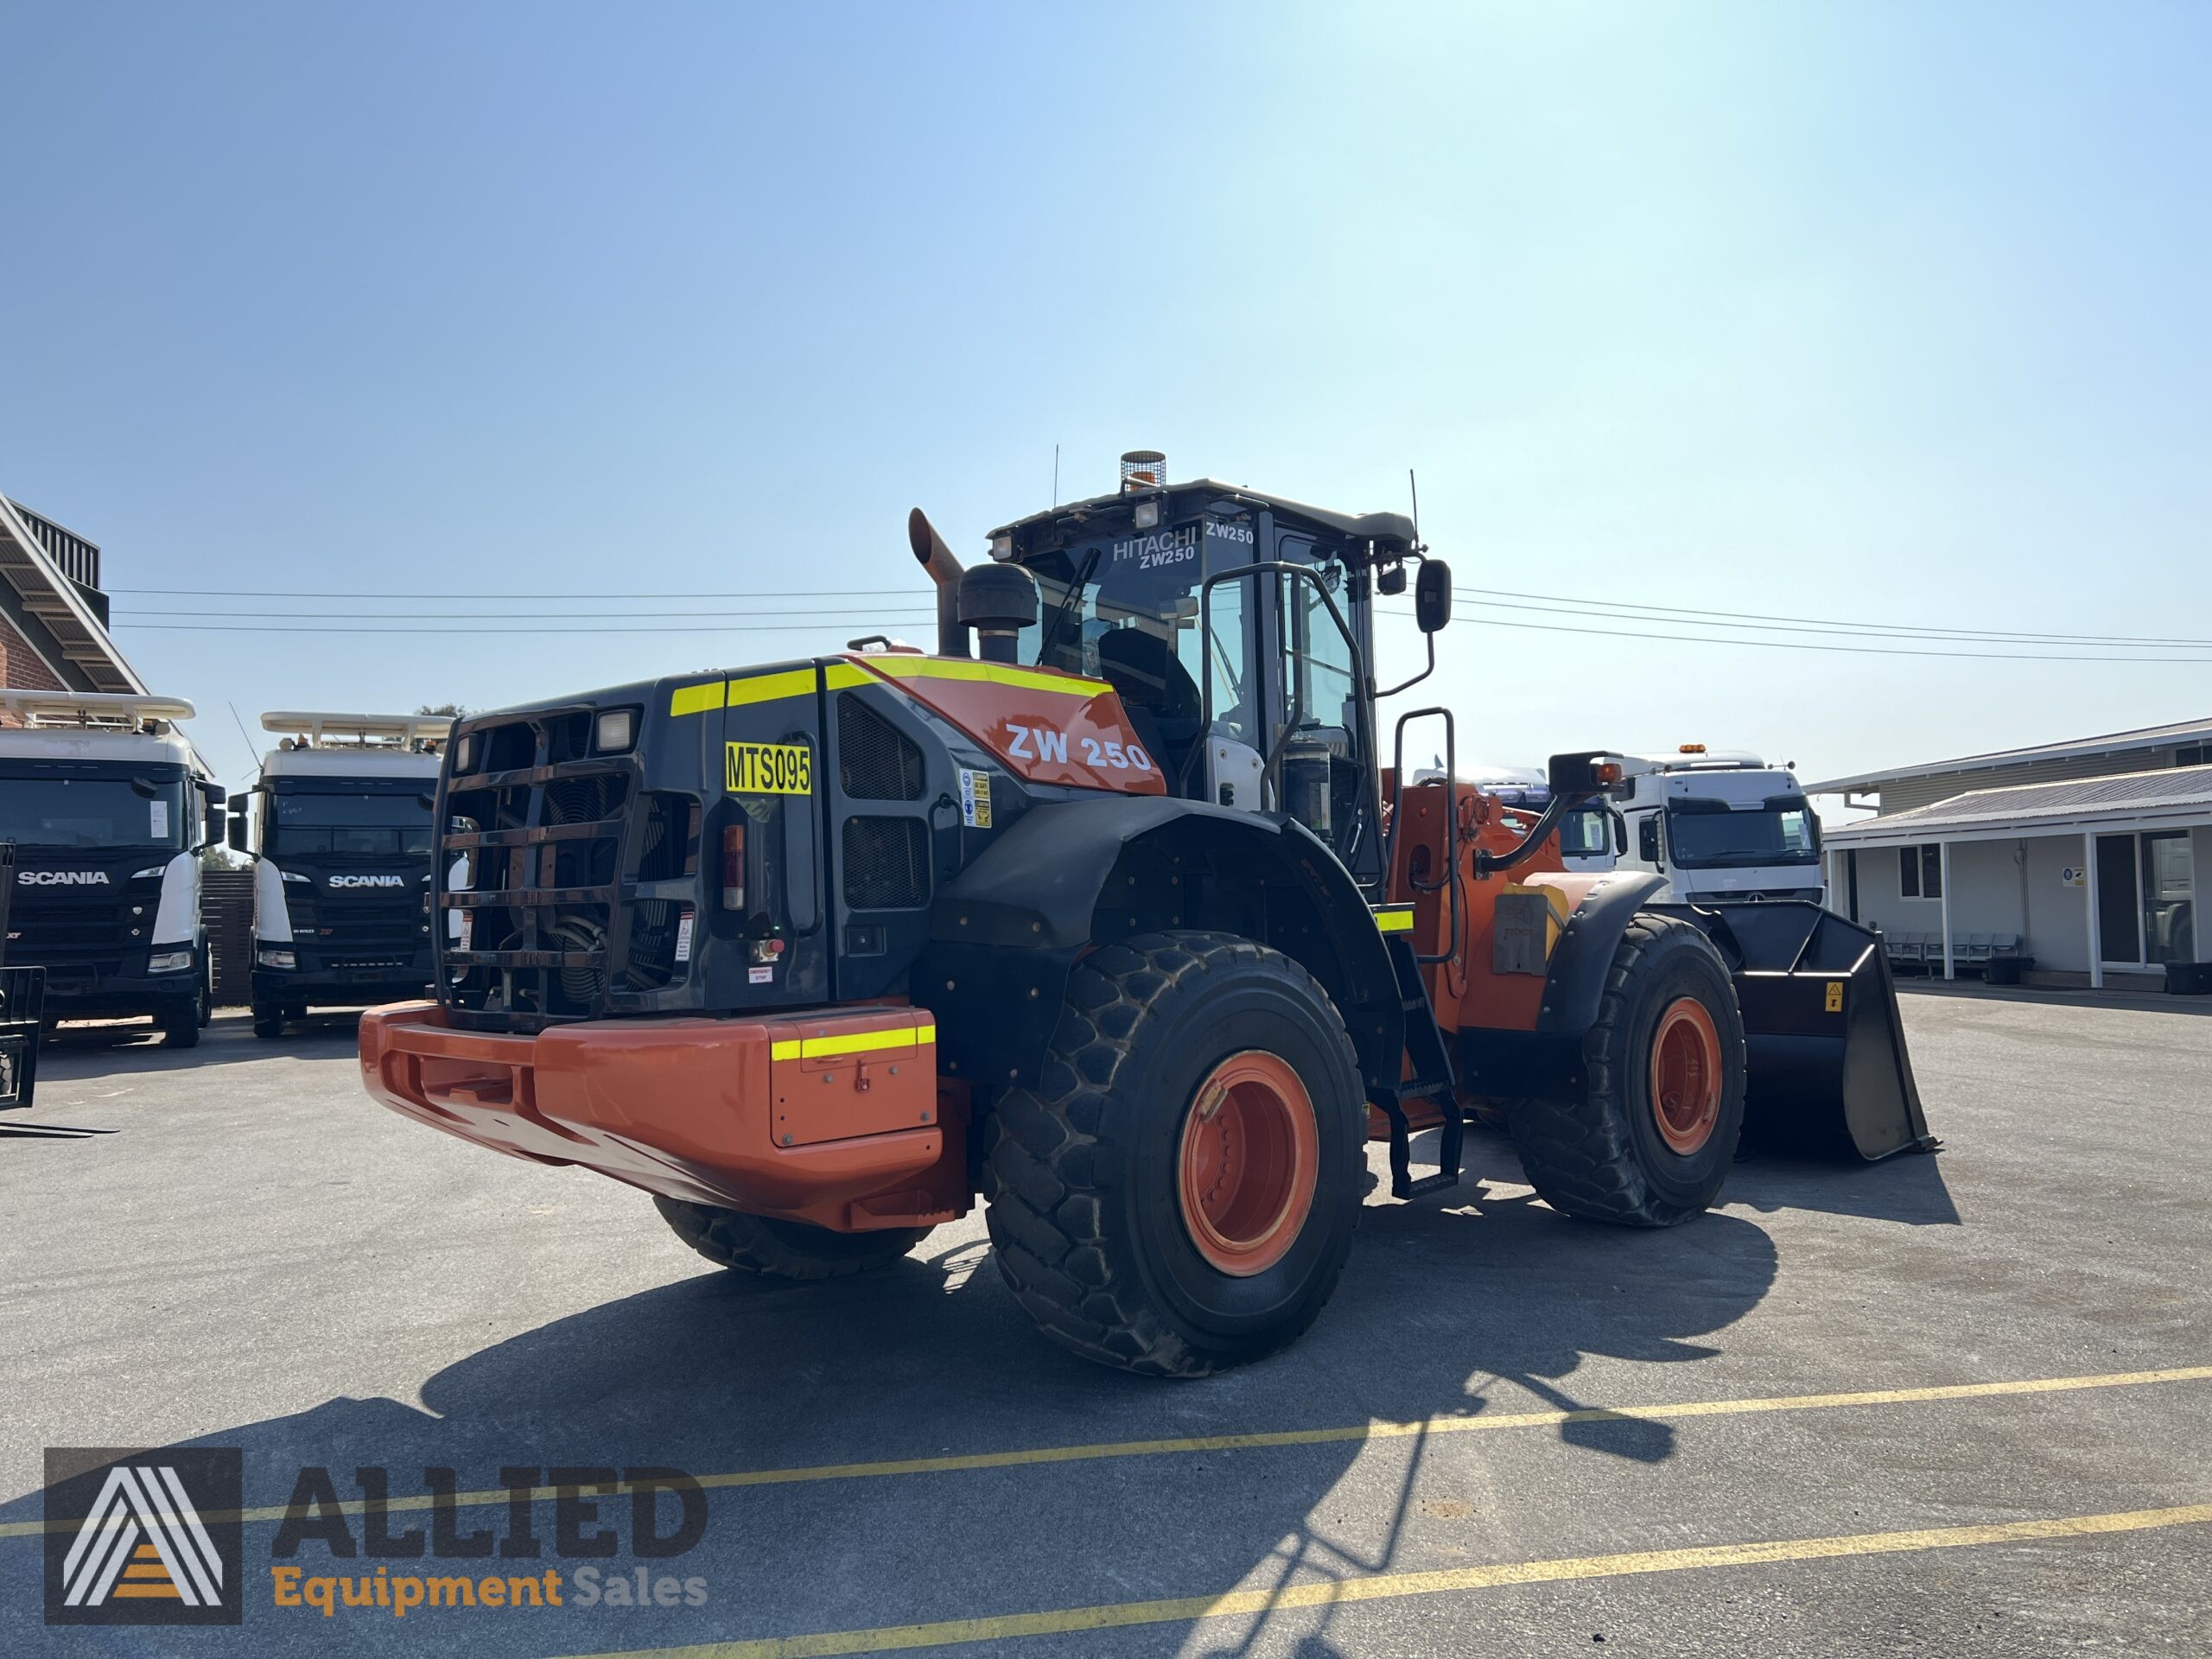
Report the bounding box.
[269,791,433,857]
[0,772,186,850]
[1664,797,1821,868]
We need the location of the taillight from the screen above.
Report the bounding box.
[722,822,747,911]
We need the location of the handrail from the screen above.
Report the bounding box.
[1389,707,1462,967]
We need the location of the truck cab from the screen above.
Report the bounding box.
[229,712,448,1038]
[0,692,223,1046]
[1614,747,1824,903]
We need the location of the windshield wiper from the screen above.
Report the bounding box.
[1034,548,1101,667]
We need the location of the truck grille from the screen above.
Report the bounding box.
[438,707,682,1033]
[8,891,147,977]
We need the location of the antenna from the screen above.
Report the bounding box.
[1408,468,1426,554]
[1052,443,1060,506]
[226,700,263,780]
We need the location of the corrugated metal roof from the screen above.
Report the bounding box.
[1823,764,2212,845]
[1803,715,2212,796]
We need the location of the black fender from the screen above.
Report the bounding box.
[1532,872,1669,1035]
[913,796,1404,1098]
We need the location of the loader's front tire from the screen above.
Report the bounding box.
[982,931,1365,1378]
[1507,913,1745,1227]
[652,1198,931,1281]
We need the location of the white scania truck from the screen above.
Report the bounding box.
[0,691,224,1046]
[228,712,448,1038]
[1612,747,1825,902]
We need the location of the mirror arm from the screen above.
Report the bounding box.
[1376,629,1436,699]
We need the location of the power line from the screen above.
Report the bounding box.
[1462,585,2212,649]
[113,605,940,621]
[1414,610,2212,664]
[110,586,928,601]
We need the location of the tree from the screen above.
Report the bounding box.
[416,702,470,718]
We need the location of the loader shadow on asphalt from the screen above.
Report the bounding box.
[0,1173,1787,1656]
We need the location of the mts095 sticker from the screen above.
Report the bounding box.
[725,742,812,796]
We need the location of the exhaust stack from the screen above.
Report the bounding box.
[908,508,970,658]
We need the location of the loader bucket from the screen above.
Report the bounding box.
[1652,901,1936,1162]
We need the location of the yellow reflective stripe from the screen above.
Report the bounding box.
[866,657,1108,698]
[1372,906,1415,934]
[770,1025,937,1064]
[672,662,874,718]
[726,668,821,709]
[669,681,726,717]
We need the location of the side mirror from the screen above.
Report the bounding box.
[1612,809,1628,856]
[207,806,227,849]
[227,810,249,855]
[1637,816,1661,863]
[1415,559,1452,633]
[1376,563,1408,597]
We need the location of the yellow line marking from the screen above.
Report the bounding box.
[4,1363,2206,1540]
[865,656,1108,698]
[823,663,873,691]
[563,1503,2212,1658]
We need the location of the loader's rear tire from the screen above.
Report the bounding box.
[982,931,1365,1378]
[1508,913,1745,1228]
[652,1198,931,1281]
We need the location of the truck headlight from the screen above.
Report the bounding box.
[132,865,168,880]
[149,950,193,974]
[280,869,309,884]
[257,947,296,970]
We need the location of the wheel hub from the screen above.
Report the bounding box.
[1176,1051,1319,1277]
[1649,995,1723,1154]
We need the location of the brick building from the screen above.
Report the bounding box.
[0,492,146,711]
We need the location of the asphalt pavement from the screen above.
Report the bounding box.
[2,990,2208,1656]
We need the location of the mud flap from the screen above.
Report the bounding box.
[1648,901,1936,1161]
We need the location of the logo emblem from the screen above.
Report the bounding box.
[19,871,110,886]
[44,1447,242,1626]
[328,874,406,888]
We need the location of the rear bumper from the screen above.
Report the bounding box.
[358,1002,969,1231]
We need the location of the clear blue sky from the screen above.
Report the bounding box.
[4,2,2208,794]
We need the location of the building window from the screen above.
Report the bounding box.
[1899,844,1942,899]
[2177,744,2209,768]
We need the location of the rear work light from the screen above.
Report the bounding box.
[722,823,747,912]
[595,709,636,753]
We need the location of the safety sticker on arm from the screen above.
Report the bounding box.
[726,741,812,796]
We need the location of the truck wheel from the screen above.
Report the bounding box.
[982,931,1365,1378]
[652,1197,931,1281]
[1507,913,1745,1227]
[158,975,209,1049]
[251,1005,284,1039]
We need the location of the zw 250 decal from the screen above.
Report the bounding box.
[1004,724,1153,772]
[1112,524,1200,572]
[726,741,812,796]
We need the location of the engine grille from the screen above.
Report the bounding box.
[439,706,678,1032]
[842,817,927,909]
[837,694,925,801]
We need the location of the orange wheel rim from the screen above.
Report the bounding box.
[1176,1050,1319,1277]
[1649,996,1723,1154]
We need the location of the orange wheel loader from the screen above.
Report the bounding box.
[360,463,1934,1377]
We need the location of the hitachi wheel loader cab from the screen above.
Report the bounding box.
[230,712,450,1038]
[359,458,1933,1377]
[0,692,223,1048]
